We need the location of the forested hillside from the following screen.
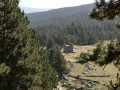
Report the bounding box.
[27,4,120,46]
[27,4,93,27]
[36,24,119,46]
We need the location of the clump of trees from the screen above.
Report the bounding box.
[46,39,69,79]
[79,42,120,66]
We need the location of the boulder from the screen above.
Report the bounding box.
[74,75,80,79]
[62,83,67,87]
[86,84,92,88]
[76,86,85,90]
[106,74,110,77]
[93,73,96,76]
[93,81,100,84]
[83,72,88,74]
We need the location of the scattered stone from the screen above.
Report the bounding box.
[81,81,85,84]
[83,72,88,74]
[91,82,96,85]
[68,83,71,86]
[93,81,100,84]
[85,63,93,70]
[76,86,85,90]
[61,76,67,81]
[103,84,106,86]
[66,74,73,77]
[74,57,79,60]
[93,73,96,76]
[79,77,100,84]
[71,89,76,90]
[62,83,67,87]
[106,74,110,77]
[74,75,80,79]
[86,84,92,88]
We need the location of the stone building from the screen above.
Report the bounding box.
[63,43,73,53]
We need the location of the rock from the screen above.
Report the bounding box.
[67,74,73,77]
[66,81,69,83]
[103,84,106,86]
[74,75,80,79]
[83,72,88,74]
[62,83,67,87]
[91,82,96,85]
[61,76,67,81]
[81,81,85,84]
[68,83,71,86]
[74,57,79,60]
[85,63,93,71]
[76,86,85,90]
[93,81,100,84]
[106,74,110,77]
[86,84,92,88]
[71,89,76,90]
[93,73,96,76]
[88,67,92,70]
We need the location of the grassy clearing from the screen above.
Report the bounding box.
[62,45,96,62]
[60,42,119,89]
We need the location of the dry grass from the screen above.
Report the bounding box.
[61,43,119,89]
[62,45,96,62]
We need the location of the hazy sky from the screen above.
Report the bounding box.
[19,0,95,8]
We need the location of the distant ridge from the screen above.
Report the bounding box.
[19,6,52,13]
[27,3,94,20]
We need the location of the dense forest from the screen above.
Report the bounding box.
[35,23,120,46]
[27,4,120,46]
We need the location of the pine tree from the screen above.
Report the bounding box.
[89,0,120,27]
[47,45,69,79]
[46,38,54,50]
[40,49,58,90]
[0,0,58,89]
[87,0,120,68]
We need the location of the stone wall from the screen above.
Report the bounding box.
[63,43,73,53]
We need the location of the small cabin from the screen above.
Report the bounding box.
[63,43,73,53]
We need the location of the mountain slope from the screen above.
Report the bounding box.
[26,3,120,46]
[27,4,94,26]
